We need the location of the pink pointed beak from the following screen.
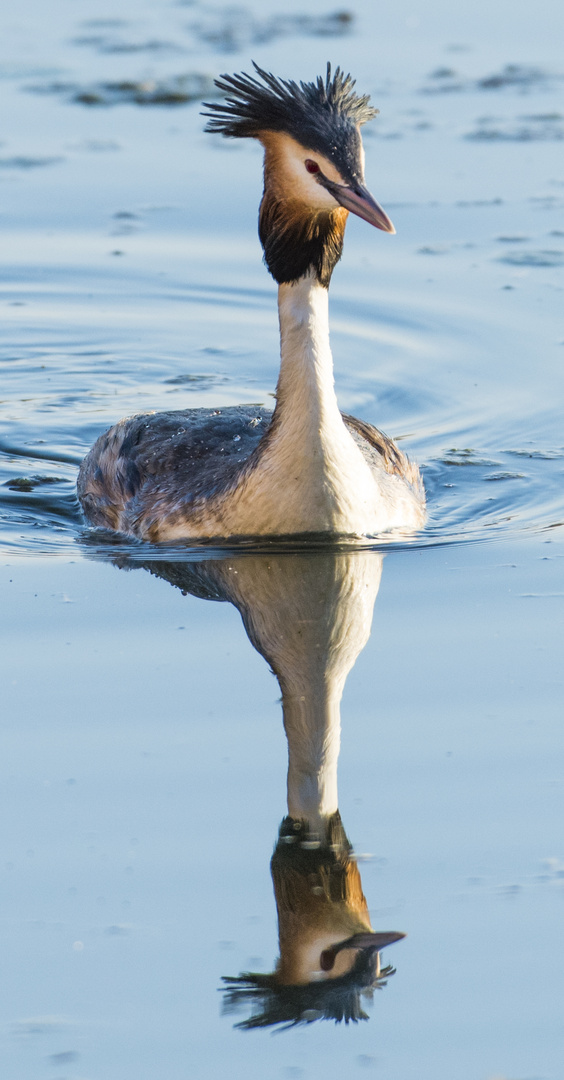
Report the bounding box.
[319,177,396,233]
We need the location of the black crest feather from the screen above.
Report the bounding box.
[203,62,378,149]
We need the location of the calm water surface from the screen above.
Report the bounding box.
[1,1,563,1077]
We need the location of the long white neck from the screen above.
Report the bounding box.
[184,553,382,832]
[280,672,343,830]
[204,552,383,834]
[275,275,343,445]
[269,274,371,524]
[220,273,382,537]
[279,555,382,831]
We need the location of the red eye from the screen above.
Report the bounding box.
[320,949,335,971]
[305,159,320,174]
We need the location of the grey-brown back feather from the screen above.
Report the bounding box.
[78,406,272,531]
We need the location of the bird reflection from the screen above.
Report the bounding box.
[124,549,405,1028]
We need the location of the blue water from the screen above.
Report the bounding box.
[1,1,563,1077]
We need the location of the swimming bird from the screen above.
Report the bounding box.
[78,64,425,542]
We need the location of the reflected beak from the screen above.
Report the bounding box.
[320,930,406,971]
[319,177,396,233]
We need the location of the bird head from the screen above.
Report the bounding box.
[203,64,394,286]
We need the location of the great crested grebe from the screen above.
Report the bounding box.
[78,64,425,542]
